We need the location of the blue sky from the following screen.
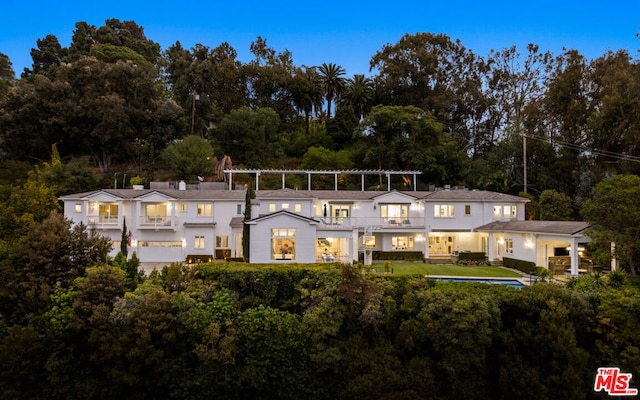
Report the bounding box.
[2,0,639,77]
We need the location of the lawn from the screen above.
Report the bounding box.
[370,262,524,278]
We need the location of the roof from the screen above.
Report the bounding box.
[418,190,529,202]
[475,220,590,235]
[60,188,529,203]
[247,210,319,225]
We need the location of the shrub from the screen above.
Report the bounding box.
[503,257,536,274]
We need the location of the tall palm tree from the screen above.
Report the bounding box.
[318,63,346,119]
[342,74,374,120]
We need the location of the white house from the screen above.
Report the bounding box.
[60,169,592,275]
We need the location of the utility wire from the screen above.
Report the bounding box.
[522,133,640,163]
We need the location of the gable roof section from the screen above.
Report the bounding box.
[371,190,419,203]
[247,210,319,225]
[475,220,590,235]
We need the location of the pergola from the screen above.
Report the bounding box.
[223,169,422,191]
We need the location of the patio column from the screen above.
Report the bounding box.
[570,239,579,276]
[487,232,495,262]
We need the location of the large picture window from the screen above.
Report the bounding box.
[272,228,296,260]
[381,204,408,224]
[392,236,414,250]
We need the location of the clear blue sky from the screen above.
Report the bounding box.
[2,0,639,77]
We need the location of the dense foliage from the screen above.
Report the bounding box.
[1,20,639,199]
[1,240,640,399]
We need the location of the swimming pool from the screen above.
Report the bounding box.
[428,277,525,288]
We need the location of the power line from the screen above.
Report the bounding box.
[522,133,640,163]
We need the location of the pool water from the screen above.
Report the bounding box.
[428,277,525,288]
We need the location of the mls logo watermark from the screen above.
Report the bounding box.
[594,367,638,396]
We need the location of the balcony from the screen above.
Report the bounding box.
[319,217,424,230]
[87,215,120,229]
[139,216,174,229]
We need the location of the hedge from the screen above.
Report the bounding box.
[503,257,536,274]
[373,251,424,261]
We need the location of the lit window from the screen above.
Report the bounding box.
[282,203,290,210]
[381,204,408,221]
[465,205,471,215]
[75,203,82,213]
[180,203,188,212]
[363,235,376,248]
[197,203,212,216]
[272,228,295,260]
[494,204,516,219]
[505,239,513,254]
[216,235,229,248]
[434,204,454,218]
[269,203,276,212]
[392,236,414,250]
[195,236,205,249]
[294,203,302,212]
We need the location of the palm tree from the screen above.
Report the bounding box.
[342,74,374,120]
[290,66,324,134]
[318,63,346,119]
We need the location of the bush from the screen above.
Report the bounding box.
[503,257,536,274]
[457,252,488,265]
[373,251,423,261]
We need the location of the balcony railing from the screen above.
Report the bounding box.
[87,215,119,227]
[139,216,173,228]
[318,217,424,229]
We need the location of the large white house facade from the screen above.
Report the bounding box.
[60,170,591,275]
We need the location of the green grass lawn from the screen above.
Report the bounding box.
[370,262,524,278]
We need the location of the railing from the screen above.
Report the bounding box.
[320,217,424,229]
[87,216,119,226]
[139,216,172,227]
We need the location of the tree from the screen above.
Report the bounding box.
[245,37,297,122]
[242,181,255,260]
[318,63,346,118]
[356,105,468,185]
[341,74,374,120]
[213,107,280,167]
[0,52,14,97]
[581,174,640,275]
[538,189,574,220]
[289,66,324,134]
[27,34,67,77]
[161,135,215,181]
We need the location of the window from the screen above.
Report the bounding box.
[392,236,414,250]
[505,238,513,254]
[465,205,471,215]
[272,228,295,260]
[434,204,454,218]
[180,203,188,212]
[494,205,517,219]
[194,236,205,249]
[75,203,82,212]
[216,235,229,248]
[237,204,242,215]
[294,203,302,212]
[381,204,408,222]
[197,203,212,217]
[363,235,376,248]
[282,203,290,210]
[269,203,276,212]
